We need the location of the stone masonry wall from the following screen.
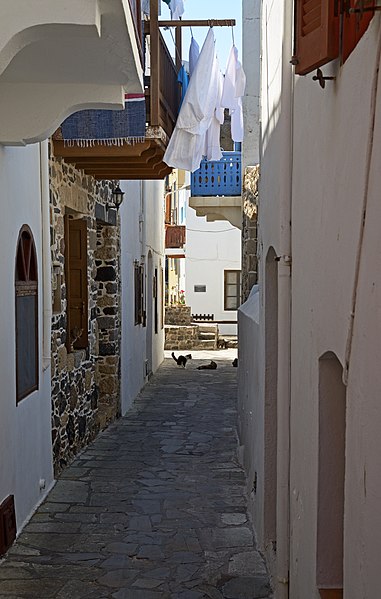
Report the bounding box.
[49,145,121,476]
[165,305,192,326]
[242,165,259,302]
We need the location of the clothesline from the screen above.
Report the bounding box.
[163,28,246,173]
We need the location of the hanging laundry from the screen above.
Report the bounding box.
[189,36,200,77]
[221,46,246,143]
[177,65,189,106]
[164,28,220,172]
[170,0,185,20]
[142,0,162,16]
[203,66,224,162]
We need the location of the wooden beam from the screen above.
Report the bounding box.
[52,140,152,159]
[157,19,236,28]
[150,0,160,126]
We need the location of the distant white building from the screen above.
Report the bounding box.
[185,203,241,336]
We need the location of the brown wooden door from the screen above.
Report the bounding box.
[65,217,88,350]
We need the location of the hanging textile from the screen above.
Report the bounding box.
[170,0,184,20]
[189,37,200,77]
[59,94,146,146]
[164,28,220,172]
[221,46,246,143]
[203,66,224,162]
[177,65,189,106]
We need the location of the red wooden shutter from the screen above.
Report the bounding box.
[295,0,339,75]
[65,217,88,350]
[342,1,375,64]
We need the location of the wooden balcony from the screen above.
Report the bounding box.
[165,225,186,249]
[52,5,179,181]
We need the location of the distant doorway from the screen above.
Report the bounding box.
[146,252,153,376]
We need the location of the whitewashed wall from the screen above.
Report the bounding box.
[0,144,54,531]
[251,3,381,597]
[185,204,241,335]
[120,179,165,415]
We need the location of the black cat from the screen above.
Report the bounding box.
[197,360,217,370]
[171,352,192,367]
[232,358,238,367]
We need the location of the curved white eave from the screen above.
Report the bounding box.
[0,83,125,146]
[0,0,102,78]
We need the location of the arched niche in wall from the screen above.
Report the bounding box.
[317,351,346,599]
[264,246,278,549]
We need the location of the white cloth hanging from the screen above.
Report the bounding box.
[164,29,220,172]
[189,36,200,77]
[204,66,224,162]
[221,45,246,143]
[170,0,184,19]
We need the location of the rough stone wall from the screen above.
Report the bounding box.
[164,325,199,350]
[49,147,121,476]
[242,165,259,302]
[165,305,192,326]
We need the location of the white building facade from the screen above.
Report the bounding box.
[0,0,143,546]
[186,204,241,336]
[120,179,165,414]
[239,2,381,598]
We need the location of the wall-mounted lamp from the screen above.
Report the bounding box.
[112,185,125,210]
[106,185,125,213]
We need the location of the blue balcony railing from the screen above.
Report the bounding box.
[191,152,242,197]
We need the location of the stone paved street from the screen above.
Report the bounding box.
[0,355,272,599]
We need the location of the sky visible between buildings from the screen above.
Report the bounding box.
[161,0,243,74]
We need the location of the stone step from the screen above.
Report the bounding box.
[196,325,218,333]
[199,332,216,340]
[194,340,216,350]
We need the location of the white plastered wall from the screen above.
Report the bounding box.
[256,4,381,597]
[120,179,165,415]
[0,144,53,531]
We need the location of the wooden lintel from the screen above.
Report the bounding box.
[52,140,152,159]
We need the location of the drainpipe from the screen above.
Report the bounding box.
[276,1,294,597]
[39,139,52,371]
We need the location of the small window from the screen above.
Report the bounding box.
[15,226,38,403]
[224,270,241,311]
[194,285,206,293]
[134,262,145,325]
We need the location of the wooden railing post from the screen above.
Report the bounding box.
[150,0,160,126]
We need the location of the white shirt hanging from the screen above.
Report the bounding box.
[189,37,200,77]
[170,0,184,19]
[204,66,224,162]
[164,29,220,172]
[221,45,246,143]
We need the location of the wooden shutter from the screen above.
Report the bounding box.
[65,217,88,350]
[165,193,172,225]
[294,0,339,75]
[342,1,375,64]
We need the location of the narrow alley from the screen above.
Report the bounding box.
[0,354,271,599]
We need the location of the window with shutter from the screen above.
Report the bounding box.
[224,270,242,311]
[64,217,88,351]
[134,262,145,325]
[294,0,339,75]
[15,226,39,403]
[342,1,375,63]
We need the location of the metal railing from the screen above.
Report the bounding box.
[191,152,242,197]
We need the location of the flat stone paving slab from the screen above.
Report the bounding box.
[0,357,272,599]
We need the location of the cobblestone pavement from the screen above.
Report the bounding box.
[0,356,272,599]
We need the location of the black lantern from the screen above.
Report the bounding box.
[112,185,125,210]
